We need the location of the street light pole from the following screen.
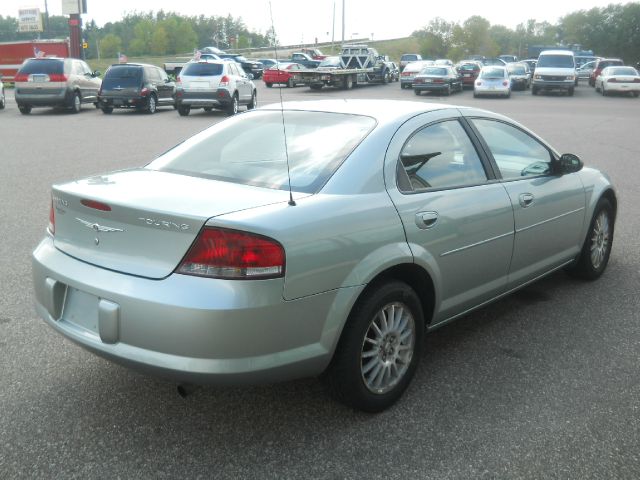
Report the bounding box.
[342,0,345,44]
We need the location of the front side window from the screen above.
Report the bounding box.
[398,120,487,192]
[471,119,553,180]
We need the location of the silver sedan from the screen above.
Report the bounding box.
[33,100,616,412]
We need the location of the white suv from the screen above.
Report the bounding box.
[175,60,257,116]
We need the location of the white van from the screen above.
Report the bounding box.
[532,50,576,96]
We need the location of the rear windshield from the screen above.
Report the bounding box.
[600,60,623,68]
[401,55,419,61]
[481,68,505,78]
[147,111,377,193]
[182,63,223,76]
[537,55,575,68]
[459,64,479,71]
[609,67,637,76]
[103,65,142,86]
[508,65,526,74]
[18,59,64,75]
[422,67,447,75]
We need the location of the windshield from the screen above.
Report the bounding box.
[181,63,223,76]
[148,111,377,193]
[319,57,341,67]
[537,55,575,68]
[106,65,142,79]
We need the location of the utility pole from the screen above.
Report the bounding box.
[341,0,345,44]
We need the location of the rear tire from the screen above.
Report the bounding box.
[0,93,5,109]
[568,87,574,96]
[18,104,31,114]
[146,94,157,114]
[248,90,257,109]
[566,198,614,280]
[633,92,639,97]
[286,78,293,88]
[177,105,190,116]
[101,106,113,114]
[414,89,420,96]
[71,91,81,113]
[343,75,353,90]
[532,86,538,95]
[265,82,273,88]
[322,281,424,412]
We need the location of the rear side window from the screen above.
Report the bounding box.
[182,63,223,76]
[398,120,487,192]
[18,59,63,75]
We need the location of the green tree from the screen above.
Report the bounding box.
[99,33,122,58]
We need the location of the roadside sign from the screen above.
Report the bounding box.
[18,8,43,33]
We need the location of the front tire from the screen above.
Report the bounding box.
[0,93,5,109]
[566,198,614,280]
[323,281,424,413]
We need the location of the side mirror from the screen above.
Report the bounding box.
[557,153,583,174]
[92,70,101,77]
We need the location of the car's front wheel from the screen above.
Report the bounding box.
[323,281,424,412]
[566,197,614,280]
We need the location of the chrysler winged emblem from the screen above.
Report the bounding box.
[76,217,123,245]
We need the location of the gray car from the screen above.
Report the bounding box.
[32,100,616,412]
[14,57,101,114]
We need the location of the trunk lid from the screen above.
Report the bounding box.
[52,169,291,279]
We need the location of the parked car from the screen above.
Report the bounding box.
[521,59,538,72]
[498,54,518,63]
[0,75,5,110]
[400,60,433,89]
[507,62,531,90]
[532,50,576,96]
[456,61,482,88]
[589,58,624,87]
[200,46,225,55]
[14,57,101,114]
[385,61,400,82]
[595,66,640,97]
[474,65,511,98]
[33,99,616,412]
[262,62,304,88]
[175,59,257,116]
[413,66,462,95]
[257,58,278,69]
[317,56,341,69]
[482,58,507,66]
[400,53,422,71]
[218,54,264,79]
[577,60,597,80]
[98,63,175,114]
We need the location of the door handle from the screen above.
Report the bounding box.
[519,193,534,208]
[415,211,438,229]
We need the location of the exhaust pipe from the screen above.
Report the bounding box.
[177,383,200,398]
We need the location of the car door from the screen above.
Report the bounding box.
[155,67,174,105]
[467,116,586,288]
[79,60,99,102]
[385,110,515,325]
[230,63,250,101]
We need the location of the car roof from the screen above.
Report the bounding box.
[259,99,465,127]
[539,50,574,56]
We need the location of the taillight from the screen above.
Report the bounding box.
[219,75,230,86]
[607,78,617,83]
[401,72,411,77]
[81,199,112,211]
[14,73,28,82]
[503,81,509,86]
[634,78,640,83]
[476,81,482,86]
[48,199,55,235]
[176,76,181,84]
[140,87,150,96]
[177,227,285,279]
[434,78,444,83]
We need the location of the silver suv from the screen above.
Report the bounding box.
[14,57,101,114]
[175,60,257,116]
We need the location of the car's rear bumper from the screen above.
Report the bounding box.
[176,89,232,107]
[32,236,337,385]
[474,86,510,96]
[15,88,71,107]
[413,83,450,92]
[602,83,640,93]
[98,95,147,108]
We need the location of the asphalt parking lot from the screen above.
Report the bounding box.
[1,81,639,479]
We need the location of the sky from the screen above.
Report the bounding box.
[2,0,634,46]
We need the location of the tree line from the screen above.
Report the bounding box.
[412,3,640,62]
[0,10,275,59]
